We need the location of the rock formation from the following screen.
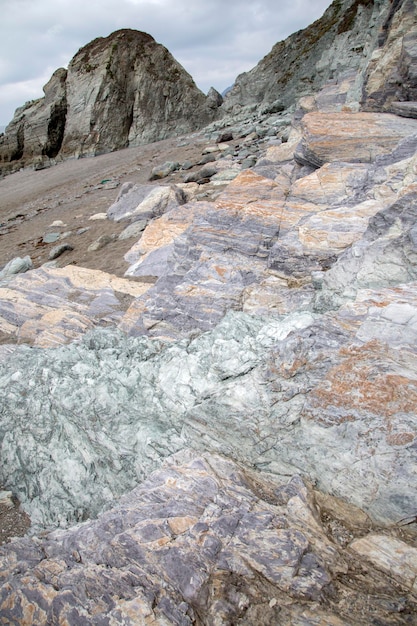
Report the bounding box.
[1,0,417,622]
[0,30,219,176]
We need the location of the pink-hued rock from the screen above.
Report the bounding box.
[296,111,417,167]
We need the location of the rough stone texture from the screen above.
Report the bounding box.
[107,181,186,224]
[0,265,149,347]
[0,30,218,175]
[0,3,417,620]
[223,0,390,114]
[363,0,417,111]
[0,450,416,626]
[295,111,417,168]
[0,68,67,174]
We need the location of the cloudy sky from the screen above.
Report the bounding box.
[0,0,332,126]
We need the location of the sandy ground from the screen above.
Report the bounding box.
[0,131,221,277]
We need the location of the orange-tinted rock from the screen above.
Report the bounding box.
[296,112,417,167]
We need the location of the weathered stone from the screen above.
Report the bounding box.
[295,112,417,168]
[223,0,388,113]
[149,161,181,180]
[0,30,218,174]
[42,232,60,244]
[0,266,149,346]
[363,0,417,111]
[118,219,147,241]
[0,256,33,280]
[350,534,417,592]
[87,234,115,251]
[0,451,415,624]
[47,243,74,260]
[107,182,186,223]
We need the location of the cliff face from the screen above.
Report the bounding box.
[0,29,219,175]
[60,30,218,158]
[223,0,417,116]
[363,0,417,110]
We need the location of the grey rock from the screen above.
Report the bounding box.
[223,0,387,114]
[198,153,216,165]
[183,164,217,183]
[390,101,417,119]
[1,450,414,625]
[42,232,60,244]
[48,243,74,260]
[206,86,223,108]
[107,182,186,223]
[118,219,148,241]
[149,161,181,180]
[125,244,174,278]
[88,234,115,252]
[0,30,219,175]
[0,256,33,280]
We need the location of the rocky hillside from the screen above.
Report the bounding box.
[224,0,417,116]
[0,29,220,176]
[0,0,417,623]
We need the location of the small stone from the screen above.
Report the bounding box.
[0,491,13,508]
[269,598,277,608]
[0,256,33,279]
[149,161,180,181]
[88,235,115,252]
[76,227,90,236]
[42,232,61,244]
[48,243,74,260]
[119,220,147,241]
[89,213,108,221]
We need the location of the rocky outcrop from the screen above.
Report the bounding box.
[1,450,416,625]
[1,2,417,622]
[0,30,219,176]
[223,0,390,114]
[363,0,417,111]
[0,68,67,172]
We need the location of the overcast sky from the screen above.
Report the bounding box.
[0,0,332,126]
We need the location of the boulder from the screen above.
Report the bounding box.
[295,112,417,168]
[0,256,33,280]
[107,182,186,223]
[0,30,219,174]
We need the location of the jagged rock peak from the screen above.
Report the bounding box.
[0,28,219,176]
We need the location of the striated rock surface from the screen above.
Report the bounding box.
[363,0,417,111]
[0,30,218,175]
[1,450,416,625]
[0,1,417,622]
[0,265,149,347]
[223,0,390,114]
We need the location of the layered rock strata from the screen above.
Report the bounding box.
[0,30,218,176]
[1,451,416,625]
[0,1,417,622]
